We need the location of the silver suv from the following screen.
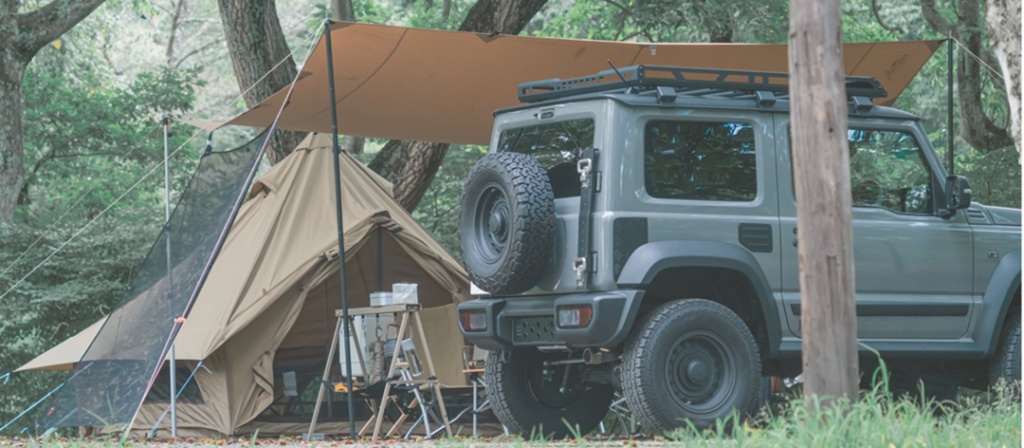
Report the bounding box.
[456,66,1022,437]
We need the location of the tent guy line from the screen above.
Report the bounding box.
[0,362,92,435]
[0,125,162,283]
[0,23,326,305]
[147,361,205,438]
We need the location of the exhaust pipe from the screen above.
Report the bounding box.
[583,348,620,365]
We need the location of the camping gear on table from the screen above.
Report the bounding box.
[17,134,471,437]
[311,304,452,441]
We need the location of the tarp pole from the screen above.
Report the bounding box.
[163,117,177,439]
[947,37,954,175]
[323,19,357,441]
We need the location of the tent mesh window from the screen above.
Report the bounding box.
[39,130,267,428]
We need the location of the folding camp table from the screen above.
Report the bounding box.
[308,304,452,441]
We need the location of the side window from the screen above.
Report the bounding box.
[644,120,757,202]
[846,129,932,213]
[497,118,595,198]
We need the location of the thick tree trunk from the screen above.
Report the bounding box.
[0,0,106,223]
[0,60,26,224]
[921,0,1014,153]
[789,0,859,409]
[369,0,549,212]
[986,0,1022,158]
[217,0,307,164]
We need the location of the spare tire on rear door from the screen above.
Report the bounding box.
[459,152,555,295]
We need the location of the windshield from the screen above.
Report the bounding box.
[496,118,595,198]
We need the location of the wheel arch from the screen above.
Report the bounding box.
[617,240,781,358]
[977,248,1022,357]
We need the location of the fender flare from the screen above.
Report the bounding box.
[617,240,781,358]
[974,248,1022,356]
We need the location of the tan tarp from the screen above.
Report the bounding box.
[225,21,942,145]
[19,133,471,436]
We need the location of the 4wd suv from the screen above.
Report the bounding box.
[456,66,1022,437]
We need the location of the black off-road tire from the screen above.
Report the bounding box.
[621,299,765,434]
[459,152,555,295]
[990,307,1021,386]
[485,349,614,439]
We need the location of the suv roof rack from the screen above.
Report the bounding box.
[518,65,888,109]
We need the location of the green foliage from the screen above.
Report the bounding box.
[0,217,161,432]
[18,64,206,224]
[410,145,488,262]
[528,0,788,43]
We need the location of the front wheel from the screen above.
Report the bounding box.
[621,299,765,434]
[485,349,613,439]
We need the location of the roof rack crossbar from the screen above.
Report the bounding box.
[518,65,888,104]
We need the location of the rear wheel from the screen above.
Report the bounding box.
[621,299,765,434]
[485,349,613,439]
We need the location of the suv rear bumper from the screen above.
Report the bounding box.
[458,290,644,351]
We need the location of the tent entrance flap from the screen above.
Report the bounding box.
[225,22,942,145]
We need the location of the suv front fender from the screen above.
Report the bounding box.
[616,240,781,358]
[975,248,1021,357]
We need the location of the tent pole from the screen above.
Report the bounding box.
[163,117,177,439]
[323,19,357,441]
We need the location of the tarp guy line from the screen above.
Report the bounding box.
[0,24,325,304]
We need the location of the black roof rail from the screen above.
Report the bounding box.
[518,65,888,106]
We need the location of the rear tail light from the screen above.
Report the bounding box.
[460,310,488,332]
[557,306,593,329]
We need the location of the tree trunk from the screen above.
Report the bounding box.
[0,60,26,224]
[921,0,1014,153]
[986,0,1022,159]
[0,0,107,223]
[369,0,549,212]
[217,0,307,164]
[789,0,859,410]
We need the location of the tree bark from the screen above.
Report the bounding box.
[921,0,1014,152]
[216,0,307,164]
[0,0,107,223]
[986,0,1022,158]
[789,0,859,410]
[369,0,549,212]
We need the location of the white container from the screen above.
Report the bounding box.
[369,291,393,307]
[392,283,418,304]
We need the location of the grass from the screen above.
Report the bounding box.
[1,381,1019,447]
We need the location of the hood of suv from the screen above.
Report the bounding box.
[985,206,1022,226]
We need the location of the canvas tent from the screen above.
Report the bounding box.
[19,134,472,437]
[225,21,942,144]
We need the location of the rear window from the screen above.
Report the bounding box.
[644,120,757,202]
[497,118,595,198]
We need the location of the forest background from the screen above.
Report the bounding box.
[0,0,1019,431]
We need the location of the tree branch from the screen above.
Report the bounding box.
[602,0,632,16]
[16,0,106,54]
[920,0,956,37]
[174,38,220,69]
[870,0,903,33]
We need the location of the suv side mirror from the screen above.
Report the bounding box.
[945,175,972,211]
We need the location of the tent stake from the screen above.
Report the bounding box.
[323,19,357,441]
[163,117,177,439]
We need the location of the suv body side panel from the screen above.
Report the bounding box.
[774,115,980,351]
[616,240,781,357]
